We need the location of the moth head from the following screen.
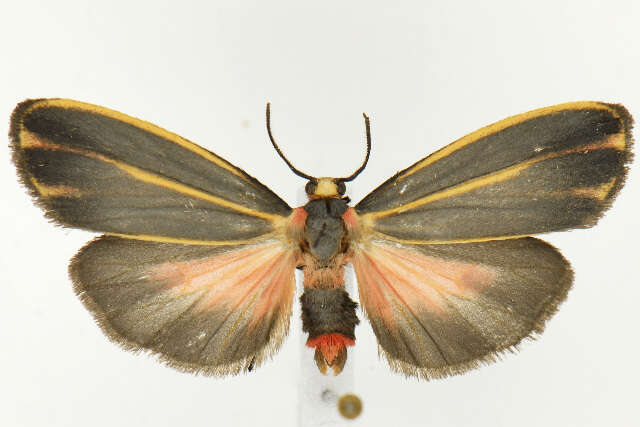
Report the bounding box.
[305,178,347,199]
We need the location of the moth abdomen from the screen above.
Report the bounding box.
[300,288,358,339]
[300,287,359,375]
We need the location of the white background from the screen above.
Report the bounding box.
[1,1,639,426]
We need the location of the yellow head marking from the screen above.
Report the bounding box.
[312,178,339,198]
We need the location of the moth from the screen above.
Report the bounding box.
[10,99,633,379]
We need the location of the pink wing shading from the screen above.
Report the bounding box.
[71,236,298,375]
[350,237,572,380]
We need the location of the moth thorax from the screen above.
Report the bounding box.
[300,288,359,375]
[303,198,349,265]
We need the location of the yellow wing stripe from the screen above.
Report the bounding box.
[115,160,278,221]
[349,209,532,246]
[398,102,624,181]
[570,177,618,201]
[369,232,533,245]
[20,130,281,222]
[367,132,626,219]
[107,232,278,246]
[30,178,84,198]
[21,98,246,180]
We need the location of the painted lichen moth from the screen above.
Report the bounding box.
[10,99,633,379]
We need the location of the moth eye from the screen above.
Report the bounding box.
[305,180,317,195]
[337,181,346,195]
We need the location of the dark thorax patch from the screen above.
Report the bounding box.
[303,198,349,265]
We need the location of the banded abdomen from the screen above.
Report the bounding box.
[299,197,359,374]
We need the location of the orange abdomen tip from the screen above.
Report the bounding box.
[307,333,355,375]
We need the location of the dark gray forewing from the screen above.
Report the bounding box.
[356,102,632,242]
[11,99,290,244]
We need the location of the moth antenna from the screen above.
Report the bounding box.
[266,102,316,181]
[339,112,371,182]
